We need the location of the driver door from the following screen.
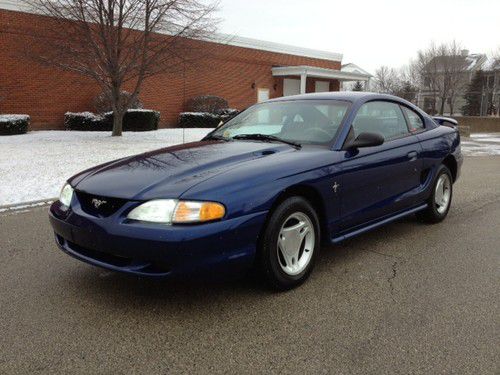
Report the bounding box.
[338,101,423,231]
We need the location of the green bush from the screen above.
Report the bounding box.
[65,110,160,131]
[0,115,30,135]
[178,112,222,128]
[64,112,109,131]
[105,110,160,131]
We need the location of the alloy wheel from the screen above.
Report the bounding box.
[435,173,452,214]
[276,212,315,276]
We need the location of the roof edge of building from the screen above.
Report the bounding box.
[0,0,343,63]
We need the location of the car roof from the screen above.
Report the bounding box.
[268,91,403,104]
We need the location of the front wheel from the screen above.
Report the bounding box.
[417,165,453,223]
[258,197,320,290]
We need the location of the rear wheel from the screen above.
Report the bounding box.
[417,165,453,223]
[258,197,320,290]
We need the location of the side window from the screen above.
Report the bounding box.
[401,106,425,132]
[352,101,409,141]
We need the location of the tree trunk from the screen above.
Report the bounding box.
[111,84,124,137]
[432,93,437,115]
[112,110,124,136]
[439,97,446,115]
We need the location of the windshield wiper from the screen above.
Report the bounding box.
[232,134,301,149]
[203,134,231,142]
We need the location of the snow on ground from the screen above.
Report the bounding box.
[461,133,500,156]
[470,133,500,143]
[0,129,211,206]
[0,129,499,207]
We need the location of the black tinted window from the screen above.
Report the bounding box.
[352,101,409,141]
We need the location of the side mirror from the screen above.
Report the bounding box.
[348,132,384,149]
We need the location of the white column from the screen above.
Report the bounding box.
[300,72,307,94]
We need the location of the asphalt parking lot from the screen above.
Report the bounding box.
[0,157,499,374]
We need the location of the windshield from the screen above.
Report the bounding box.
[210,100,350,145]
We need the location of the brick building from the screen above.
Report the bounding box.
[0,1,371,130]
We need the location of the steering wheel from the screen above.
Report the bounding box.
[303,127,332,140]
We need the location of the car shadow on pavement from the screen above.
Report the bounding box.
[58,214,426,312]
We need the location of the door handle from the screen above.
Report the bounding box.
[407,151,418,161]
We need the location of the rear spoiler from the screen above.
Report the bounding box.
[433,116,458,128]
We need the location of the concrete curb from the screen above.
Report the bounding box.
[0,198,56,213]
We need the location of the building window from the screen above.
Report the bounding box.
[257,88,270,103]
[283,79,301,97]
[488,75,494,89]
[315,81,330,93]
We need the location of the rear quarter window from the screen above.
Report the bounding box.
[352,101,409,141]
[401,106,425,132]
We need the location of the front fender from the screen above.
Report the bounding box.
[180,151,342,238]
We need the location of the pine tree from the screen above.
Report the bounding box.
[461,70,484,116]
[352,81,363,91]
[394,81,417,102]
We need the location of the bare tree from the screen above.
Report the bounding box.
[404,60,421,88]
[414,41,469,115]
[414,43,440,114]
[440,41,469,115]
[22,0,218,136]
[494,47,500,61]
[374,66,393,93]
[373,66,400,93]
[373,65,417,103]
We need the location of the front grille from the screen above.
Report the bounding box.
[68,240,133,266]
[59,236,171,275]
[75,190,127,218]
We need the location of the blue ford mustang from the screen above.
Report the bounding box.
[49,92,462,290]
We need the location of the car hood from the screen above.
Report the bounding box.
[70,140,295,200]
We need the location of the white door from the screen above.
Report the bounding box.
[283,79,301,97]
[257,88,270,103]
[315,81,330,93]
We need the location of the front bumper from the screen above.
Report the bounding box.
[49,199,267,278]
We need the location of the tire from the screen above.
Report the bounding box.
[258,196,320,290]
[416,164,453,223]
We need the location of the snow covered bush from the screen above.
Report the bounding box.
[94,90,143,114]
[178,109,239,128]
[180,95,239,127]
[65,110,160,132]
[65,112,108,131]
[217,108,240,122]
[105,109,160,132]
[178,112,221,128]
[0,115,30,135]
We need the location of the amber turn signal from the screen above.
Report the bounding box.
[173,201,225,223]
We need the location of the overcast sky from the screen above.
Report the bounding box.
[217,0,500,74]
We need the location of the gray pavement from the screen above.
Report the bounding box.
[0,157,499,374]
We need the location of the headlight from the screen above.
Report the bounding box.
[59,183,74,208]
[127,199,177,224]
[127,199,225,224]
